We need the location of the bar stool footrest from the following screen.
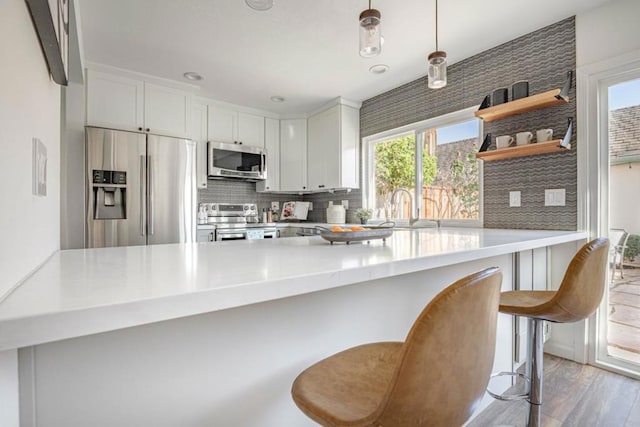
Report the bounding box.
[487,371,530,401]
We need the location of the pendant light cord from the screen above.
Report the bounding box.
[435,0,439,51]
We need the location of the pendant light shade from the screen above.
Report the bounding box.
[428,51,447,89]
[428,0,447,89]
[359,1,381,58]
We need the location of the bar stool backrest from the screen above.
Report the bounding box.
[547,238,610,323]
[375,267,503,426]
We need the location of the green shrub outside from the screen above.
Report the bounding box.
[625,234,640,262]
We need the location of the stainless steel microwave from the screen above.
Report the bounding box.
[207,141,266,181]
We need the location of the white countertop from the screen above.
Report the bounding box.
[0,228,587,350]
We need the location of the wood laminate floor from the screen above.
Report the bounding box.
[468,354,640,427]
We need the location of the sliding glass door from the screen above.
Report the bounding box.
[596,73,640,375]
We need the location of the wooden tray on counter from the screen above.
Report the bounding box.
[316,223,394,245]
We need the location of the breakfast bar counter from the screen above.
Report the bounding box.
[0,228,588,427]
[0,228,587,350]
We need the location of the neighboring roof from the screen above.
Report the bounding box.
[609,105,640,161]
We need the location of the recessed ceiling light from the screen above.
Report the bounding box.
[183,72,203,81]
[369,64,389,74]
[245,0,274,11]
[270,96,285,103]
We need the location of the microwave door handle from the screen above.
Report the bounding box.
[140,155,146,236]
[261,153,265,174]
[148,156,154,235]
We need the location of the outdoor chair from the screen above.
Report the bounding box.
[610,228,629,280]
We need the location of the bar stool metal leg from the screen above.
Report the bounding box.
[526,318,544,427]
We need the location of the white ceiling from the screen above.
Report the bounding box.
[78,0,611,114]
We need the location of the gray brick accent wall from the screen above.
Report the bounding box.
[360,17,577,230]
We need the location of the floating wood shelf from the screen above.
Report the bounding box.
[474,89,569,122]
[476,140,569,161]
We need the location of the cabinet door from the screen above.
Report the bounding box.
[208,105,237,143]
[307,106,340,190]
[86,70,144,131]
[144,83,192,138]
[237,112,265,148]
[257,118,280,192]
[339,105,360,189]
[192,102,208,189]
[279,119,307,192]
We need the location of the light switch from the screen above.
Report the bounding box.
[271,201,279,211]
[341,200,349,209]
[509,191,521,207]
[545,189,566,206]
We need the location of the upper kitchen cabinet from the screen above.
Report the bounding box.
[144,83,192,138]
[256,118,280,192]
[279,118,307,192]
[86,69,193,138]
[307,101,360,191]
[86,70,144,131]
[207,105,265,148]
[191,100,209,189]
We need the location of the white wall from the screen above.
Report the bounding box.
[576,0,640,68]
[610,162,640,235]
[0,1,61,298]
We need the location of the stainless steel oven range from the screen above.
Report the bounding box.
[202,203,276,241]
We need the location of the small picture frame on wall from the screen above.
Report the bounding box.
[24,0,69,86]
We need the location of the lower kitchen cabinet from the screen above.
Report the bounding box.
[196,225,215,242]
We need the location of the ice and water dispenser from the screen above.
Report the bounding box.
[91,170,127,219]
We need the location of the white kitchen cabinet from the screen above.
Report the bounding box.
[86,70,144,131]
[191,101,208,189]
[196,226,215,242]
[279,119,307,192]
[257,118,280,192]
[86,69,192,138]
[307,104,360,191]
[207,106,265,148]
[144,83,192,138]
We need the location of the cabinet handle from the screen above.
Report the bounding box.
[146,128,150,132]
[318,185,325,188]
[138,127,143,131]
[303,186,306,189]
[239,141,243,145]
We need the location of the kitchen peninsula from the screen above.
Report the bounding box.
[0,228,587,426]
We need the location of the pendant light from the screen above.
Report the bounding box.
[359,0,381,58]
[427,0,447,89]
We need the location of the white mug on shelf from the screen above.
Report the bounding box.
[516,131,533,146]
[536,128,553,142]
[496,135,514,149]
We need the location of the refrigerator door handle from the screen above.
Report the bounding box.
[148,155,154,235]
[140,155,146,236]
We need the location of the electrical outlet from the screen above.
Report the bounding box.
[308,202,313,211]
[509,191,521,207]
[341,200,349,210]
[544,189,565,206]
[271,201,279,211]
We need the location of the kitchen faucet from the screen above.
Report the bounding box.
[390,188,420,226]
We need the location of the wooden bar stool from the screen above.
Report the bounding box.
[291,267,503,427]
[493,238,609,427]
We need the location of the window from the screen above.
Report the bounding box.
[363,107,482,225]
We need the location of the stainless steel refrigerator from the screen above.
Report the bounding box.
[86,127,196,248]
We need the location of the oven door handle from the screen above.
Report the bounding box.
[216,232,246,241]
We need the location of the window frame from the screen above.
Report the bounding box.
[362,106,484,227]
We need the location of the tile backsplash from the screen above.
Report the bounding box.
[199,17,577,230]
